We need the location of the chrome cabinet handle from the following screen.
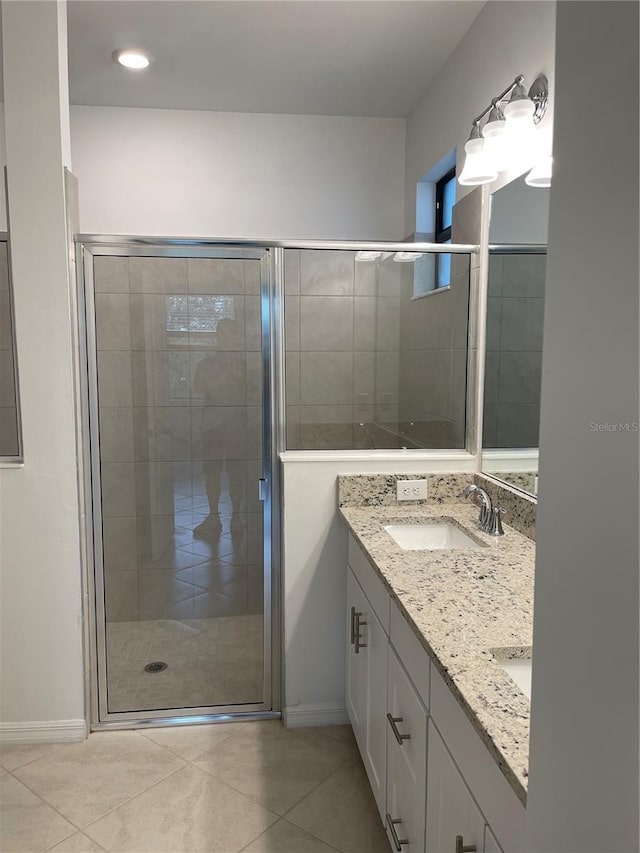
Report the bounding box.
[350,606,356,645]
[386,814,409,851]
[455,835,477,853]
[354,612,367,654]
[387,712,411,745]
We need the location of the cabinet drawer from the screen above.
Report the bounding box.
[430,665,525,853]
[426,720,485,853]
[386,648,427,853]
[348,535,390,635]
[390,600,430,709]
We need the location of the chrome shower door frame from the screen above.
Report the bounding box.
[80,240,281,728]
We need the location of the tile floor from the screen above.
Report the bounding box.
[0,721,390,853]
[106,616,264,712]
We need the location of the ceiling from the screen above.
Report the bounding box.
[65,0,484,117]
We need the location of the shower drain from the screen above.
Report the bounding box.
[144,661,168,673]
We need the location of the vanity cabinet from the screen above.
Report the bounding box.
[386,648,427,852]
[346,565,388,819]
[425,720,485,853]
[346,534,522,853]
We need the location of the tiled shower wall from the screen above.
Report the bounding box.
[395,191,476,450]
[94,255,264,622]
[284,249,403,450]
[284,248,471,451]
[483,253,546,447]
[397,255,469,448]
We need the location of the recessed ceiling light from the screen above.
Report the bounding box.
[112,49,151,70]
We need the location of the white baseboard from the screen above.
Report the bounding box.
[284,703,349,728]
[0,719,87,744]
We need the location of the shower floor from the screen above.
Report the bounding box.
[106,615,264,713]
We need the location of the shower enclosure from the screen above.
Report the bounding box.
[80,238,473,727]
[82,242,277,724]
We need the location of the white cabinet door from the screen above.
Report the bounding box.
[346,565,388,820]
[386,649,427,853]
[426,721,486,853]
[360,582,388,819]
[346,567,365,739]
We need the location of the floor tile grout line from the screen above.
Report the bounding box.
[280,816,346,853]
[13,751,188,841]
[6,768,86,839]
[279,753,360,821]
[44,830,108,853]
[187,728,358,816]
[234,816,283,853]
[0,743,67,775]
[79,761,189,837]
[10,724,355,847]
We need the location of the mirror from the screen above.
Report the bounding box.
[481,175,550,497]
[0,235,22,460]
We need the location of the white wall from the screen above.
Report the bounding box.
[0,1,85,736]
[525,2,639,850]
[404,1,555,236]
[282,453,475,723]
[70,106,406,240]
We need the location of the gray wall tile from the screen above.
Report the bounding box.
[284,296,300,351]
[130,257,188,294]
[300,351,354,405]
[300,296,354,351]
[187,259,245,294]
[500,296,545,351]
[99,407,135,462]
[502,254,546,298]
[95,294,131,351]
[498,350,543,403]
[94,256,130,293]
[97,351,133,407]
[300,250,354,295]
[496,403,541,447]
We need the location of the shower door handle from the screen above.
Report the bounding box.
[258,479,267,501]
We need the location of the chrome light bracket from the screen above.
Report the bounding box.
[529,74,549,124]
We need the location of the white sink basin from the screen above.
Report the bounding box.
[384,522,481,551]
[495,656,532,700]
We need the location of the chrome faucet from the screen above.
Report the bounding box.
[457,484,505,535]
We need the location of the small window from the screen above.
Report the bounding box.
[435,168,456,288]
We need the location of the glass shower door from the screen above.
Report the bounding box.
[88,247,272,719]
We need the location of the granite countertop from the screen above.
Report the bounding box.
[339,501,535,806]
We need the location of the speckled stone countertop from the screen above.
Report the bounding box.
[339,500,535,806]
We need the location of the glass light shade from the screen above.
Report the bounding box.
[525,156,553,187]
[483,117,506,141]
[482,103,506,142]
[393,252,423,263]
[504,96,535,123]
[458,137,498,186]
[355,251,382,262]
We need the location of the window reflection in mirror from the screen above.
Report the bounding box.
[0,236,21,460]
[482,176,550,497]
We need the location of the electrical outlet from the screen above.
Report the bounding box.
[396,479,428,501]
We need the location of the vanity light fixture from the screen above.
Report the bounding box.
[355,251,393,262]
[459,74,549,187]
[112,48,152,70]
[525,155,553,188]
[393,252,424,263]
